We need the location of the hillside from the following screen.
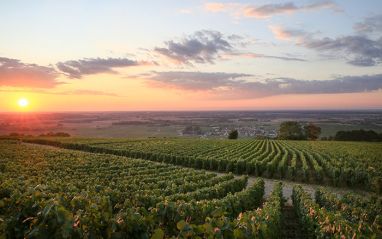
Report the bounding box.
[24,137,382,193]
[1,138,381,238]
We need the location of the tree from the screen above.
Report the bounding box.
[334,129,382,142]
[304,123,322,141]
[228,130,238,139]
[278,121,305,140]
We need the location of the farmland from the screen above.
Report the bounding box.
[1,110,382,139]
[1,138,382,238]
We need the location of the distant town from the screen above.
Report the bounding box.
[183,125,278,139]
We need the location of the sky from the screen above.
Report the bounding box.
[1,0,382,112]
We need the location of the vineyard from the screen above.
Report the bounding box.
[24,137,382,193]
[1,138,381,238]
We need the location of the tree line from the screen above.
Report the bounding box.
[278,121,321,141]
[329,129,382,142]
[278,121,382,142]
[5,132,71,137]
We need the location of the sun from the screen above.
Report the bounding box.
[18,98,29,107]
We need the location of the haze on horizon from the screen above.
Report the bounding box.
[1,0,382,112]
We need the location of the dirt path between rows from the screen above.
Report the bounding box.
[23,142,368,202]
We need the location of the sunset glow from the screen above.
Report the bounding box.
[18,99,28,108]
[0,1,381,112]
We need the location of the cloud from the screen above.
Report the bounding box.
[63,90,119,96]
[205,0,336,18]
[133,71,382,100]
[132,71,253,91]
[334,8,344,14]
[56,57,143,79]
[205,3,241,13]
[179,9,190,14]
[153,30,250,65]
[269,25,382,67]
[154,30,292,65]
[242,2,299,18]
[221,52,306,61]
[269,25,307,41]
[0,88,120,97]
[297,35,382,66]
[353,14,382,33]
[257,75,382,95]
[0,57,62,88]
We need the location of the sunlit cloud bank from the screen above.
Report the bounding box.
[1,56,148,90]
[0,88,120,97]
[0,57,62,88]
[0,57,137,98]
[133,71,382,100]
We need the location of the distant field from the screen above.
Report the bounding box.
[2,111,381,139]
[67,125,184,138]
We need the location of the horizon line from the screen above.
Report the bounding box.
[2,108,382,114]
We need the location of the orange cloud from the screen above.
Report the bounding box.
[0,57,62,88]
[204,3,240,13]
[269,25,308,41]
[0,88,121,97]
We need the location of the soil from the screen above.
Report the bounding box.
[281,201,302,239]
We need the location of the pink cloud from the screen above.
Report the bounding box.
[205,1,337,18]
[0,88,120,97]
[269,25,307,41]
[242,2,298,18]
[0,57,62,88]
[204,3,241,13]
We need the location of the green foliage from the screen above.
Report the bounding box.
[3,138,382,237]
[335,129,382,142]
[293,185,382,238]
[23,137,382,193]
[304,123,322,141]
[0,141,264,238]
[278,121,305,140]
[315,187,382,226]
[228,129,238,139]
[39,132,71,137]
[173,181,283,238]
